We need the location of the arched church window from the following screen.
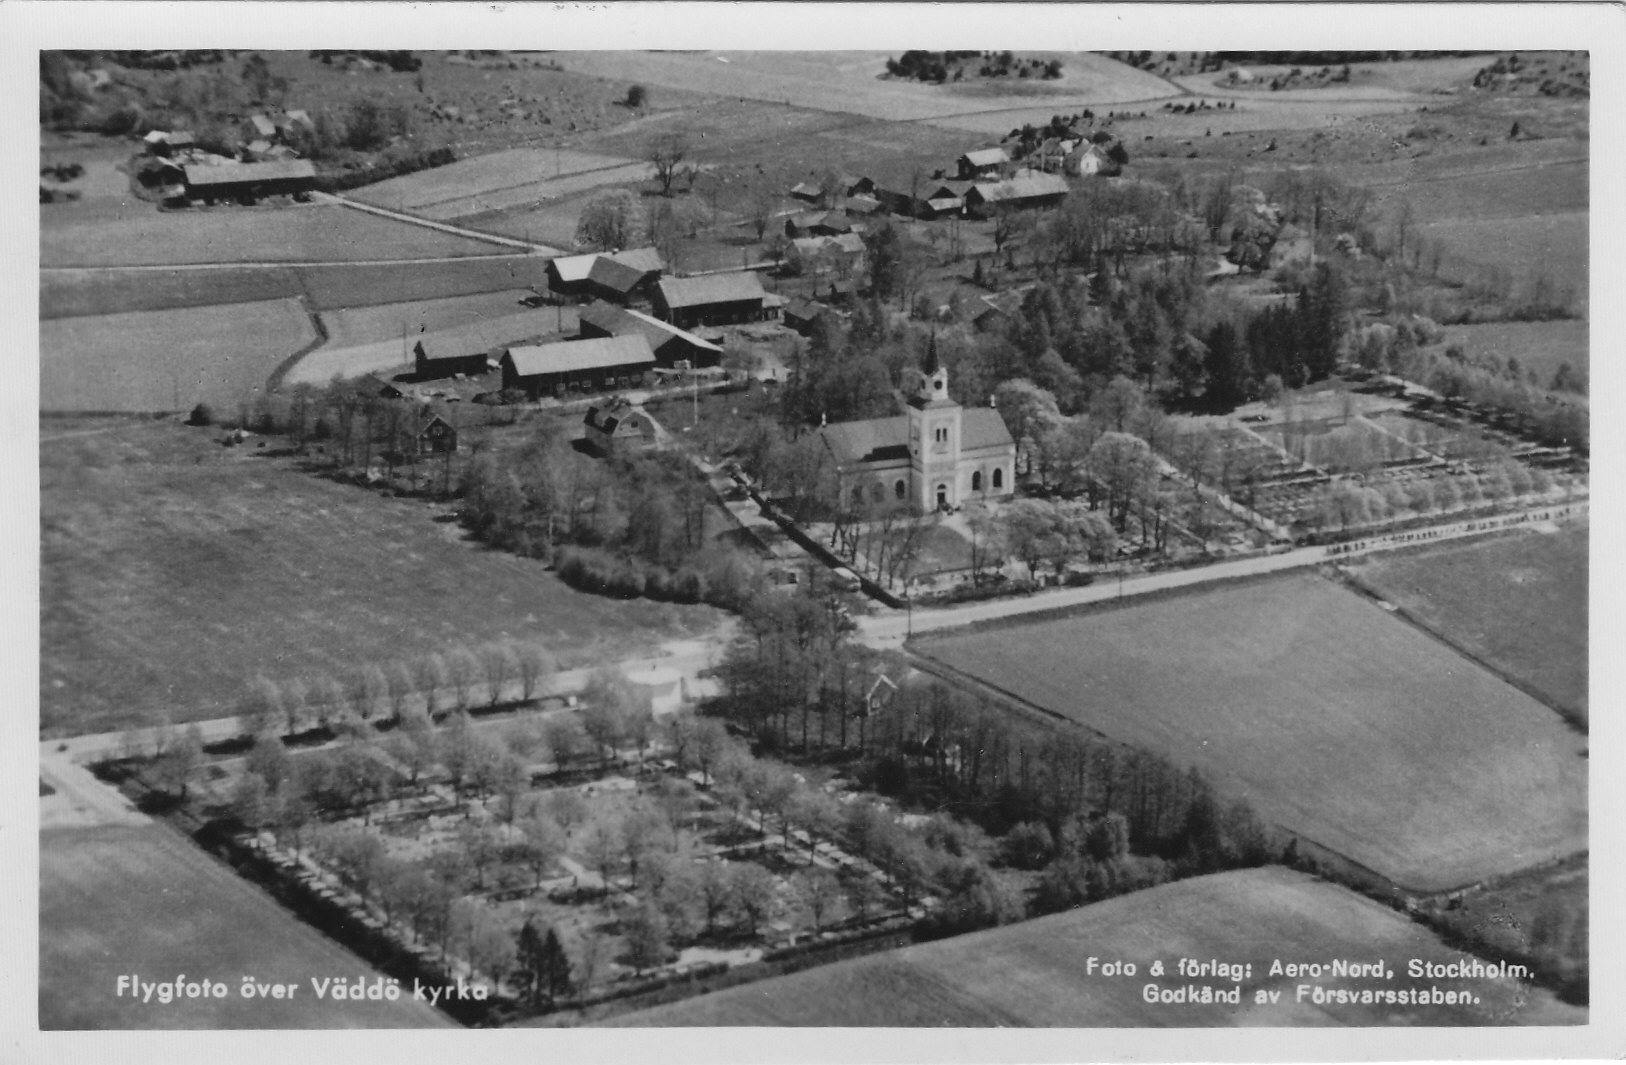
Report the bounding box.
[894,480,906,500]
[971,470,983,492]
[992,467,1004,489]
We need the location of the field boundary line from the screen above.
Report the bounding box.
[1334,552,1586,733]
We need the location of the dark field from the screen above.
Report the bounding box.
[1346,523,1588,723]
[40,823,452,1029]
[611,867,1584,1027]
[40,418,723,735]
[919,573,1586,891]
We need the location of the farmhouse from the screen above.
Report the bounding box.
[1034,137,1079,174]
[784,211,866,239]
[498,334,657,398]
[817,340,1016,513]
[1065,142,1110,176]
[413,339,490,381]
[577,300,724,368]
[963,170,1070,218]
[786,233,867,279]
[546,247,665,303]
[957,147,1010,180]
[583,397,660,454]
[652,272,769,329]
[414,412,459,455]
[181,159,316,204]
[783,299,839,337]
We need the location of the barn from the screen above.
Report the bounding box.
[498,334,657,398]
[181,160,317,205]
[546,247,664,302]
[651,273,769,330]
[413,340,490,382]
[577,301,723,368]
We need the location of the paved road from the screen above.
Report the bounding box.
[857,499,1589,647]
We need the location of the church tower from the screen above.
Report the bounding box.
[907,334,963,512]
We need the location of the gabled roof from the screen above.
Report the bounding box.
[608,246,664,275]
[655,272,765,309]
[962,407,1016,451]
[587,254,649,295]
[969,170,1069,204]
[961,147,1009,168]
[181,159,316,186]
[844,194,882,215]
[248,114,277,137]
[819,417,910,467]
[620,307,724,355]
[788,210,827,231]
[502,334,656,376]
[548,252,599,283]
[578,302,722,355]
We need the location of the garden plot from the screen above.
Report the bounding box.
[188,713,922,1018]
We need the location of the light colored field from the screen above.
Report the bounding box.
[1440,318,1589,392]
[293,296,578,385]
[1424,212,1588,305]
[40,203,512,268]
[350,148,655,220]
[40,418,722,734]
[1347,523,1588,722]
[40,823,452,1029]
[41,298,315,413]
[610,866,1583,1027]
[548,51,1176,123]
[920,573,1586,891]
[1369,158,1587,222]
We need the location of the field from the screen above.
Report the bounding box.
[41,298,315,413]
[40,202,513,269]
[40,823,452,1029]
[918,573,1586,891]
[290,292,579,386]
[42,255,547,320]
[1439,318,1588,393]
[1345,523,1588,723]
[1424,212,1589,307]
[547,51,1177,124]
[609,866,1583,1026]
[351,147,654,220]
[39,418,724,735]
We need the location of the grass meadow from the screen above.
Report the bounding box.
[919,572,1586,891]
[1346,523,1588,723]
[40,202,512,269]
[40,823,452,1029]
[42,255,547,320]
[41,298,315,413]
[39,418,723,736]
[611,866,1584,1027]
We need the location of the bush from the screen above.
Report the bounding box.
[625,84,647,108]
[187,403,214,427]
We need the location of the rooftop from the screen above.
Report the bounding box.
[655,272,766,309]
[502,334,656,377]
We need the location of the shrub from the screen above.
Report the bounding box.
[625,84,647,108]
[187,403,214,426]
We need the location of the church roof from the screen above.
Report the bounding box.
[819,417,910,467]
[818,408,1013,468]
[961,407,1017,451]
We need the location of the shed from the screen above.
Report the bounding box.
[957,147,1009,179]
[584,397,660,455]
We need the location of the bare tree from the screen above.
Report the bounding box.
[413,653,447,718]
[385,663,415,722]
[514,644,553,702]
[480,644,517,708]
[648,133,690,197]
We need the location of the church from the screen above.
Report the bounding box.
[816,341,1017,514]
